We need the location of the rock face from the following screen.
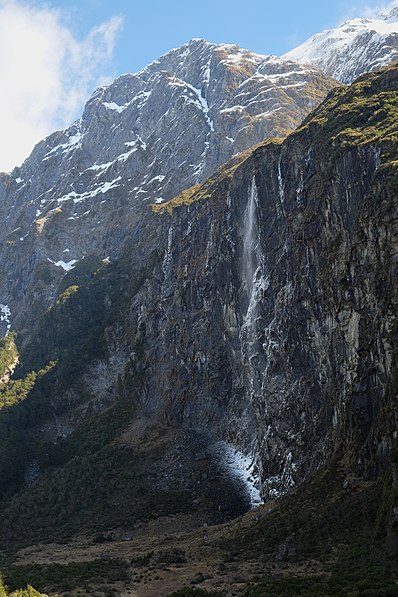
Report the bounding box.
[0,39,336,337]
[141,66,398,499]
[0,56,397,546]
[284,4,398,83]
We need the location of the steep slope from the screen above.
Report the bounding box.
[0,64,397,597]
[0,39,336,338]
[284,4,398,82]
[0,63,397,567]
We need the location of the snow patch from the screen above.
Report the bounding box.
[43,128,82,160]
[0,304,11,334]
[202,58,211,86]
[47,258,78,271]
[57,177,122,205]
[88,161,113,172]
[213,441,263,509]
[219,46,266,67]
[103,91,151,113]
[283,7,398,82]
[172,77,214,131]
[148,174,165,184]
[103,101,126,113]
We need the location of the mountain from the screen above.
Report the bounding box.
[0,39,336,339]
[0,60,397,595]
[284,4,398,82]
[0,31,398,595]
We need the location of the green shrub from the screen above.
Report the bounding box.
[0,333,18,379]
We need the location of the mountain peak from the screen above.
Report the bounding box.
[378,3,398,20]
[188,37,208,45]
[284,5,398,83]
[0,37,337,338]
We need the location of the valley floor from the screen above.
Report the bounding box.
[11,504,329,597]
[4,462,398,596]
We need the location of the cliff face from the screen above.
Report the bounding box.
[0,65,397,548]
[0,39,336,339]
[139,66,398,499]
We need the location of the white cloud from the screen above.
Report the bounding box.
[337,0,397,23]
[361,0,398,18]
[0,0,123,172]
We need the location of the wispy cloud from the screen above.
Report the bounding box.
[361,1,397,18]
[0,0,123,172]
[336,0,396,23]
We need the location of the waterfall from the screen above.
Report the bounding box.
[161,224,174,300]
[238,176,269,502]
[242,176,258,304]
[277,154,285,204]
[241,178,269,403]
[242,176,269,322]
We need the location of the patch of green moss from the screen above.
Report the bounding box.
[54,285,79,306]
[35,208,63,236]
[0,333,18,379]
[297,64,398,162]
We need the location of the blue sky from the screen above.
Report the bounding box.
[0,0,393,171]
[54,0,388,76]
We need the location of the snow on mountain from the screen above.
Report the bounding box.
[0,38,336,334]
[284,3,398,83]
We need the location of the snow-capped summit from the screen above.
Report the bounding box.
[284,3,398,83]
[379,5,398,21]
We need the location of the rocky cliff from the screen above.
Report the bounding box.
[133,64,398,500]
[0,39,336,340]
[0,63,397,559]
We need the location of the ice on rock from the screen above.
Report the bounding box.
[213,441,263,509]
